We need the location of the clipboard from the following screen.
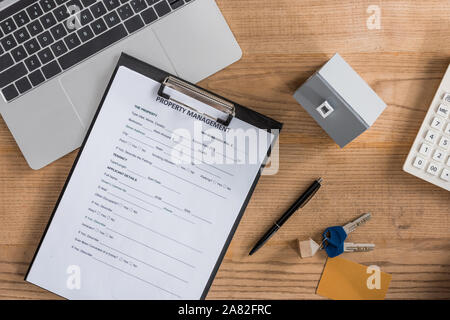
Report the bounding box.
[25,53,283,299]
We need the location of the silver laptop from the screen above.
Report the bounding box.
[0,0,242,169]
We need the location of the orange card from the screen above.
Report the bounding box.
[317,257,392,300]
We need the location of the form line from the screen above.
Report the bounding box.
[100,242,188,284]
[91,256,181,298]
[106,227,196,268]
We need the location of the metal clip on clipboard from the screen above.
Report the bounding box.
[158,76,235,126]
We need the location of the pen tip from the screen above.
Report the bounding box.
[317,177,323,183]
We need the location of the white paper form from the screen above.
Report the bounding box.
[26,66,274,299]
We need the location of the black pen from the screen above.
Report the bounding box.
[249,178,323,256]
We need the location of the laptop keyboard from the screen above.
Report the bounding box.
[0,0,192,102]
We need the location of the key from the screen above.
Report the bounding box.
[141,6,157,24]
[322,213,372,258]
[104,11,121,28]
[27,4,44,20]
[13,11,30,27]
[441,168,450,182]
[103,0,120,11]
[169,0,184,10]
[426,162,441,176]
[298,238,321,259]
[419,143,432,157]
[124,15,144,33]
[28,69,46,86]
[90,2,107,19]
[342,213,372,235]
[117,4,133,20]
[154,0,171,17]
[40,12,57,29]
[343,243,375,253]
[431,117,444,131]
[37,31,54,47]
[28,20,44,37]
[130,0,147,13]
[437,104,449,119]
[24,38,41,55]
[0,53,14,73]
[2,84,19,101]
[0,62,27,88]
[425,129,439,144]
[0,18,17,34]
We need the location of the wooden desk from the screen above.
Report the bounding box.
[0,0,449,300]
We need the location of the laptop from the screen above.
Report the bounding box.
[0,0,242,169]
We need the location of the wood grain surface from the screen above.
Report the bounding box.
[0,0,449,300]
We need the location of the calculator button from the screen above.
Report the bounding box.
[447,156,450,166]
[413,156,426,169]
[439,136,449,150]
[441,169,450,181]
[431,117,444,131]
[445,123,450,136]
[443,92,450,104]
[419,143,432,156]
[432,150,445,163]
[425,129,439,144]
[426,163,441,176]
[437,104,450,119]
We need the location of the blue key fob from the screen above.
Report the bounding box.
[323,226,347,258]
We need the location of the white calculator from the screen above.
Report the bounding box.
[403,64,450,191]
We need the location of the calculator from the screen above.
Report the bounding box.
[403,64,450,191]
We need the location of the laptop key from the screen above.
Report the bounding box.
[90,18,107,35]
[168,0,184,10]
[15,77,32,94]
[104,11,120,28]
[50,23,67,40]
[154,0,171,17]
[141,7,157,24]
[90,2,107,18]
[24,38,41,55]
[77,25,94,42]
[0,62,27,88]
[11,45,27,62]
[1,84,19,101]
[37,47,54,64]
[130,0,147,13]
[13,11,30,27]
[28,20,44,37]
[64,33,81,49]
[37,31,54,47]
[40,12,57,29]
[25,55,42,71]
[103,0,120,11]
[51,40,68,57]
[53,5,71,22]
[1,34,17,51]
[29,69,46,86]
[27,4,44,19]
[40,0,57,12]
[14,27,31,44]
[41,60,62,79]
[0,18,17,35]
[117,4,133,20]
[79,8,94,25]
[0,53,14,73]
[58,24,127,70]
[124,15,144,34]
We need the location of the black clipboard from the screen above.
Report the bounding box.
[25,53,283,299]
